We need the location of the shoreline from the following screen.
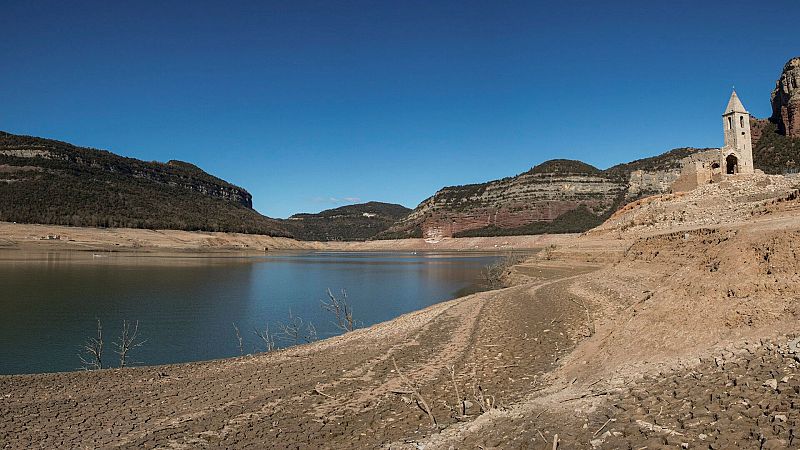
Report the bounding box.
[1,254,602,448]
[0,221,576,253]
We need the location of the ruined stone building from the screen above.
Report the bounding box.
[671,91,755,192]
[721,90,754,175]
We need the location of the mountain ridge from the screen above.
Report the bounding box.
[284,201,412,241]
[4,58,800,241]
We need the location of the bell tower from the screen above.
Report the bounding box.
[721,90,754,175]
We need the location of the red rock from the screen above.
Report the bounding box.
[770,57,800,138]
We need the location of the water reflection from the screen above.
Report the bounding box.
[0,250,507,374]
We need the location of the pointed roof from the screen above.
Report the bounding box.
[724,90,748,114]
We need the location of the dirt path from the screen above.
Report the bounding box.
[0,262,599,449]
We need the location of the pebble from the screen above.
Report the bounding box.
[763,379,778,390]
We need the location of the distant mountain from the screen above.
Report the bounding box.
[285,202,411,241]
[0,131,290,236]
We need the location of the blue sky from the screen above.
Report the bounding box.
[1,1,797,218]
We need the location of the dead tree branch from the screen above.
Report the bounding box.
[392,357,436,427]
[278,311,318,344]
[233,323,244,355]
[252,324,276,352]
[320,288,355,332]
[447,365,467,417]
[78,319,104,370]
[114,320,145,368]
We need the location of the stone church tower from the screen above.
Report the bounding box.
[721,90,754,175]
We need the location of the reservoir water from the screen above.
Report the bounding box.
[0,250,505,374]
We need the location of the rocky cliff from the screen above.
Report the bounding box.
[752,56,800,174]
[771,57,800,138]
[0,131,289,235]
[379,149,718,239]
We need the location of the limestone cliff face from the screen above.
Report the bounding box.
[0,131,288,235]
[771,57,800,138]
[0,133,253,208]
[381,150,714,239]
[394,162,625,239]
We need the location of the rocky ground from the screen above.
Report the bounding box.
[417,335,800,449]
[4,174,800,449]
[595,172,800,235]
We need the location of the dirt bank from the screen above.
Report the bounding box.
[0,221,574,253]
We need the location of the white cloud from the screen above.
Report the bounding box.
[312,196,362,204]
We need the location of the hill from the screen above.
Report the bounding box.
[0,132,291,236]
[379,148,718,239]
[0,131,413,241]
[285,202,411,241]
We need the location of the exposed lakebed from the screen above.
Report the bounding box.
[0,250,510,374]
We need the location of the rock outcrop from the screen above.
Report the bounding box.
[771,57,800,138]
[0,131,289,235]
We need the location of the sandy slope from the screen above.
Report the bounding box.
[4,174,800,448]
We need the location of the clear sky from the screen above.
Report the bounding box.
[1,1,797,218]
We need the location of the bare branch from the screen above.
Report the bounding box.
[278,311,318,344]
[320,288,355,332]
[447,365,466,417]
[392,357,436,427]
[233,323,244,356]
[252,324,276,352]
[305,321,318,343]
[113,320,146,368]
[78,319,103,370]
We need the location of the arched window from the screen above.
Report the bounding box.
[728,117,732,129]
[740,116,744,127]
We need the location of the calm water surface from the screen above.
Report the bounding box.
[0,250,506,374]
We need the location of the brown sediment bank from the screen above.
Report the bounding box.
[0,221,575,253]
[4,176,800,448]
